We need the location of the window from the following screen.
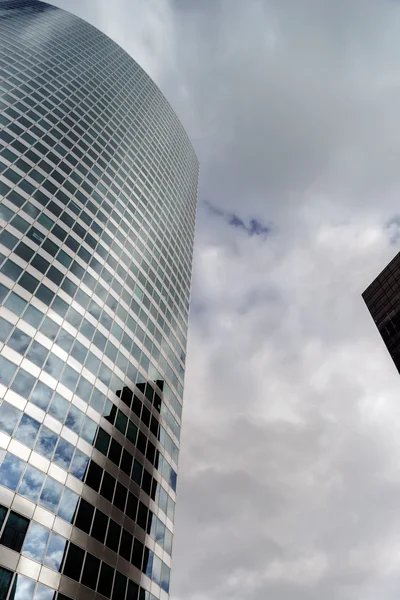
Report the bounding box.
[81,553,100,590]
[74,499,94,535]
[98,562,114,599]
[63,542,84,581]
[22,522,49,562]
[0,511,29,552]
[0,453,25,490]
[18,465,45,503]
[0,402,21,435]
[0,566,13,600]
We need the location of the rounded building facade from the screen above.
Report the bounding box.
[0,1,198,599]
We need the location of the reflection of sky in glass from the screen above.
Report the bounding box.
[10,369,36,399]
[170,469,177,492]
[48,393,68,423]
[43,353,64,379]
[0,401,21,435]
[65,404,83,434]
[152,555,162,587]
[30,381,53,411]
[69,448,89,481]
[35,427,58,460]
[53,439,74,470]
[0,356,17,386]
[0,452,25,490]
[25,341,48,369]
[58,488,78,523]
[164,528,173,555]
[90,390,105,414]
[14,414,40,447]
[22,522,50,562]
[81,417,97,444]
[10,574,35,600]
[39,477,62,513]
[161,562,170,593]
[18,465,45,502]
[155,520,165,548]
[159,488,168,514]
[33,583,55,600]
[44,532,66,571]
[145,550,153,578]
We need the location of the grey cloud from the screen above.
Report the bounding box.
[204,200,272,237]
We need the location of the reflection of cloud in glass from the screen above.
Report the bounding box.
[44,532,66,571]
[0,452,25,490]
[53,439,73,471]
[0,401,21,435]
[22,522,50,562]
[58,488,78,523]
[43,353,64,379]
[14,414,40,447]
[35,427,58,460]
[81,417,97,444]
[161,562,170,593]
[11,574,35,600]
[39,477,62,513]
[18,465,45,502]
[33,583,55,600]
[65,404,83,434]
[152,555,162,587]
[25,341,48,369]
[48,393,69,422]
[30,380,53,411]
[69,449,89,481]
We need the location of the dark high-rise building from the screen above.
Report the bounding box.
[362,252,400,373]
[0,1,198,599]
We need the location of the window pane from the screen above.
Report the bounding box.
[0,401,21,435]
[58,488,78,523]
[35,427,58,460]
[69,448,89,481]
[0,566,13,600]
[97,562,114,599]
[18,465,45,503]
[0,356,17,386]
[81,553,100,590]
[0,453,25,490]
[48,393,68,422]
[14,414,40,447]
[39,478,63,513]
[30,381,53,411]
[44,532,67,572]
[0,511,30,552]
[74,499,94,535]
[62,542,84,581]
[53,439,74,470]
[33,583,55,600]
[10,574,35,600]
[65,405,83,434]
[10,369,36,399]
[22,522,50,562]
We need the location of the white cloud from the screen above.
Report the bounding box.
[46,1,400,598]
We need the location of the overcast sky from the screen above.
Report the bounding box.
[46,1,400,598]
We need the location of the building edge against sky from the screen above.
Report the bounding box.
[363,252,400,374]
[0,1,198,599]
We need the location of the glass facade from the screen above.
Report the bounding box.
[0,1,198,599]
[363,252,400,373]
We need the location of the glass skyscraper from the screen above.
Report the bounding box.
[363,252,400,373]
[0,1,198,599]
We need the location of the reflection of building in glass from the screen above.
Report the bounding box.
[363,252,400,373]
[0,1,198,599]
